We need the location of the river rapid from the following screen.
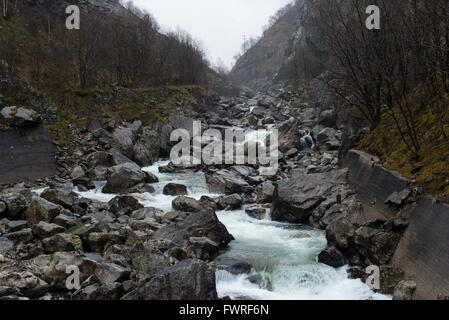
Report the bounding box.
[75,159,389,300]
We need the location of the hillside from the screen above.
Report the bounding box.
[229,0,306,91]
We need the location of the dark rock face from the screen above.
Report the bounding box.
[318,246,346,267]
[0,127,56,184]
[277,118,300,152]
[271,169,348,223]
[354,227,400,265]
[255,181,275,204]
[214,256,252,275]
[153,209,233,255]
[205,169,252,195]
[217,194,243,210]
[108,196,143,216]
[103,163,158,194]
[133,128,160,166]
[163,183,188,196]
[122,259,217,300]
[172,196,205,213]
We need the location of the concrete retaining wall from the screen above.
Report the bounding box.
[342,149,449,299]
[0,126,56,184]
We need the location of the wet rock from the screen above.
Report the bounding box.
[40,189,79,211]
[87,232,123,253]
[122,259,217,300]
[376,265,405,294]
[70,166,86,180]
[95,263,131,285]
[393,280,416,300]
[1,106,42,127]
[172,196,205,213]
[255,181,275,204]
[277,118,300,152]
[0,236,14,253]
[133,128,159,166]
[6,220,27,232]
[130,207,162,220]
[385,189,411,206]
[217,194,243,210]
[5,228,33,243]
[24,196,61,225]
[108,196,143,216]
[163,183,188,196]
[86,151,114,169]
[125,183,156,194]
[0,271,48,298]
[214,256,252,275]
[245,205,266,220]
[153,209,233,254]
[0,192,27,218]
[205,169,252,195]
[326,217,356,250]
[112,127,135,158]
[354,227,400,265]
[32,221,65,239]
[42,233,83,253]
[52,213,79,229]
[103,162,158,194]
[318,246,346,267]
[129,242,171,283]
[79,282,123,300]
[272,170,348,223]
[182,237,221,260]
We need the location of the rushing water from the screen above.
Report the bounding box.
[75,160,389,300]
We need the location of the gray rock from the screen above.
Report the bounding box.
[205,169,252,195]
[277,118,300,152]
[255,181,275,204]
[133,127,159,166]
[172,196,205,213]
[163,183,188,196]
[95,263,131,284]
[42,233,83,253]
[112,127,135,158]
[217,194,243,210]
[0,236,14,253]
[0,271,48,298]
[0,192,27,218]
[153,209,233,255]
[214,256,252,275]
[103,162,158,194]
[245,205,267,220]
[318,246,346,267]
[354,227,400,265]
[108,196,143,216]
[32,221,65,239]
[24,196,62,225]
[87,232,123,253]
[272,170,348,223]
[122,259,217,300]
[393,280,416,300]
[40,189,79,211]
[128,242,171,283]
[1,106,42,127]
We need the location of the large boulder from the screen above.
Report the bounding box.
[153,209,233,258]
[172,196,205,213]
[163,183,188,196]
[214,256,252,275]
[1,106,42,127]
[108,196,143,216]
[217,194,243,210]
[255,181,275,204]
[40,189,79,211]
[24,196,62,225]
[133,127,160,166]
[42,233,83,253]
[205,169,252,195]
[112,127,135,158]
[0,271,48,298]
[128,242,171,283]
[318,246,346,267]
[271,169,348,223]
[354,227,400,265]
[103,162,158,194]
[0,192,27,218]
[121,259,217,300]
[277,118,300,152]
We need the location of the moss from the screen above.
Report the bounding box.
[360,88,449,202]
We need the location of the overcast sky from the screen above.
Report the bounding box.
[131,0,293,69]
